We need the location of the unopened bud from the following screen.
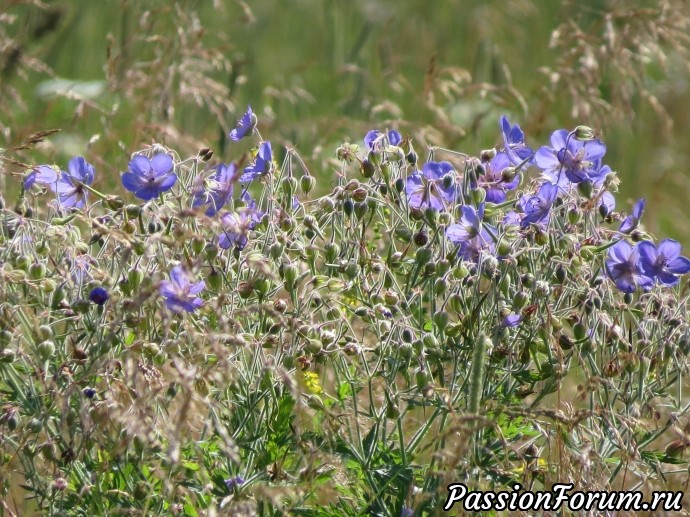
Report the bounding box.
[300,174,316,194]
[574,125,596,141]
[480,148,497,162]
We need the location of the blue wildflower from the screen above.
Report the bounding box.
[37,157,94,209]
[638,239,690,286]
[364,129,402,150]
[501,314,522,328]
[159,266,205,313]
[240,141,273,182]
[406,161,456,212]
[535,129,606,186]
[192,162,240,216]
[24,165,59,190]
[517,183,559,229]
[229,106,256,141]
[224,476,245,490]
[619,198,645,234]
[499,115,533,166]
[122,153,177,201]
[89,287,109,306]
[218,195,263,251]
[605,241,654,293]
[446,205,483,242]
[478,152,519,203]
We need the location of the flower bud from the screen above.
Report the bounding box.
[433,310,449,331]
[29,262,47,280]
[436,259,451,275]
[105,195,125,210]
[237,281,253,299]
[380,162,393,182]
[361,159,376,179]
[424,207,439,225]
[394,178,405,193]
[453,263,469,279]
[415,247,432,265]
[448,293,463,312]
[37,340,55,360]
[344,261,359,279]
[354,201,368,219]
[319,197,335,212]
[406,151,418,166]
[207,270,222,290]
[573,322,588,341]
[434,277,447,296]
[282,177,297,198]
[128,269,144,291]
[269,241,284,260]
[123,220,137,235]
[125,204,141,218]
[555,265,566,284]
[480,148,497,161]
[343,199,354,217]
[413,231,428,247]
[577,180,593,199]
[415,369,432,392]
[509,293,528,314]
[198,148,214,161]
[300,174,316,194]
[471,188,486,205]
[497,241,511,257]
[351,187,368,203]
[567,207,581,225]
[501,167,517,183]
[574,125,596,141]
[534,228,548,246]
[283,263,299,289]
[384,292,399,306]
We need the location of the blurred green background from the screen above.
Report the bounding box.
[2,0,690,240]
